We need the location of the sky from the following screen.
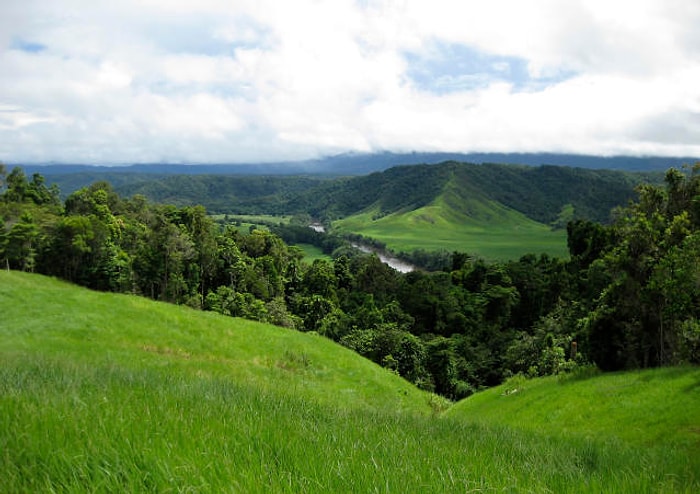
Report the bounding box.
[1,0,700,164]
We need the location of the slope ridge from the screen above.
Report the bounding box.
[3,271,699,491]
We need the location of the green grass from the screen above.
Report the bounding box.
[295,243,333,262]
[211,214,292,224]
[446,367,700,449]
[333,199,568,261]
[0,271,427,415]
[1,271,699,492]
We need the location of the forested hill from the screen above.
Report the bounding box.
[111,162,661,225]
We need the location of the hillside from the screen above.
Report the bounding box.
[2,271,699,492]
[117,174,328,213]
[19,151,697,182]
[313,162,657,223]
[107,161,657,222]
[0,270,429,414]
[327,163,657,258]
[332,180,570,259]
[446,368,700,450]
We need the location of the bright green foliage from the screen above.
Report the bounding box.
[2,167,60,205]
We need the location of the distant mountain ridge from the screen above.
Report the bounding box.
[14,151,699,179]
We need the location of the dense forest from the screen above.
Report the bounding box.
[1,163,699,398]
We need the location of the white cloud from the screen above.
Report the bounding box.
[1,0,699,164]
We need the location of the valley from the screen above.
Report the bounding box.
[37,160,658,261]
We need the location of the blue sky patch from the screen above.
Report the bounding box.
[11,38,48,53]
[404,41,572,94]
[146,15,272,57]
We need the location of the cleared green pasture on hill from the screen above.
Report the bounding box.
[295,243,333,262]
[211,213,292,225]
[333,198,568,260]
[2,271,698,492]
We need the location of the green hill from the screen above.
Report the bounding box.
[287,162,656,224]
[332,166,572,259]
[2,271,698,492]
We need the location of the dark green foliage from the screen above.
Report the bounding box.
[573,165,700,369]
[3,168,60,206]
[117,175,327,214]
[0,216,7,269]
[5,212,39,272]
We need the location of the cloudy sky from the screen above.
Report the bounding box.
[1,0,700,164]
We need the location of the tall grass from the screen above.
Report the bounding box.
[2,355,696,493]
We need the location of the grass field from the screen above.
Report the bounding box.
[446,368,700,449]
[333,199,569,261]
[211,214,292,225]
[2,271,698,492]
[294,243,333,262]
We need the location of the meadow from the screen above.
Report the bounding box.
[1,271,698,492]
[333,200,569,260]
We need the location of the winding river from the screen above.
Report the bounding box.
[309,223,416,272]
[350,243,415,273]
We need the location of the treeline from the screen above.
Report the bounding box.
[1,164,698,399]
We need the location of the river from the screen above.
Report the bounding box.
[351,243,415,273]
[309,224,415,272]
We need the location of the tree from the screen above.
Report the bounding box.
[301,259,337,301]
[1,168,59,206]
[0,216,7,270]
[648,232,700,364]
[3,168,28,203]
[0,162,6,192]
[581,165,700,370]
[567,219,612,268]
[6,212,39,271]
[425,337,459,398]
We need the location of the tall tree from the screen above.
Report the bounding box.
[6,212,39,271]
[0,216,7,270]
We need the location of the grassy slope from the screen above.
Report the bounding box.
[446,368,700,450]
[0,271,427,415]
[334,173,568,260]
[2,271,699,492]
